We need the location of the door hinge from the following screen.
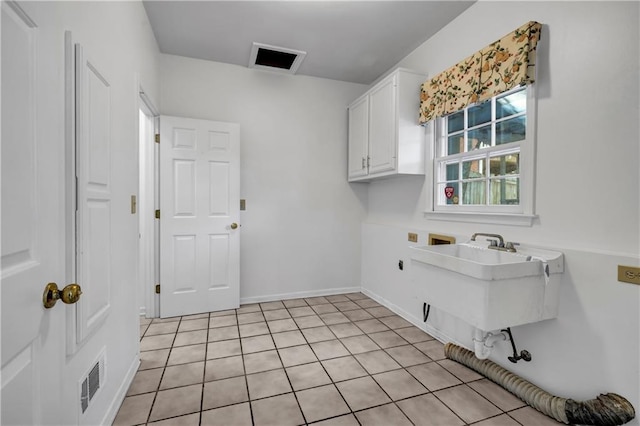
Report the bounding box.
[155,134,160,143]
[155,209,160,219]
[155,284,160,294]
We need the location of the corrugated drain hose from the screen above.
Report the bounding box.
[444,343,635,425]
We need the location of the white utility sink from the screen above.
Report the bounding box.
[410,242,564,331]
[410,242,563,281]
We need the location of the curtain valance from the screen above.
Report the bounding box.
[419,21,542,124]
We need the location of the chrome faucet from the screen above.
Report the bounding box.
[470,233,517,252]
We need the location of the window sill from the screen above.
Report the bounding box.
[424,211,537,227]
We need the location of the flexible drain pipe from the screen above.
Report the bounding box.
[444,343,635,425]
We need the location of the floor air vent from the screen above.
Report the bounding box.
[249,42,306,75]
[80,351,106,414]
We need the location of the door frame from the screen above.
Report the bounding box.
[137,81,159,318]
[64,30,79,354]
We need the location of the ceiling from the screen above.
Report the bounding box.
[143,1,475,85]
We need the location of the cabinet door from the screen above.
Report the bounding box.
[347,95,369,180]
[368,75,397,175]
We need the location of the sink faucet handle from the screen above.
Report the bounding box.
[488,239,499,247]
[504,241,519,252]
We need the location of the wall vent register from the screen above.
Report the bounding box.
[80,351,106,414]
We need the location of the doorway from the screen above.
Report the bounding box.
[138,89,159,318]
[137,108,241,319]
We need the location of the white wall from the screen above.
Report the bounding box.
[160,55,368,302]
[18,1,160,424]
[15,1,638,422]
[361,1,640,421]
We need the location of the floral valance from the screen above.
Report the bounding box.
[419,21,542,124]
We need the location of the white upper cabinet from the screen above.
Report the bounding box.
[347,95,369,180]
[347,68,427,182]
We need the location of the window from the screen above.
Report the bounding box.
[430,86,536,224]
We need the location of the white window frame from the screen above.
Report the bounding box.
[424,85,537,226]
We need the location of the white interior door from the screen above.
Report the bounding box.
[160,116,240,318]
[1,3,69,424]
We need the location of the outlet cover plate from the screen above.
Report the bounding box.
[618,265,640,285]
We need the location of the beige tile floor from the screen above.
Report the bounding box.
[114,293,565,426]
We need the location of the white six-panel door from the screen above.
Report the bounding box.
[1,3,68,424]
[160,116,240,318]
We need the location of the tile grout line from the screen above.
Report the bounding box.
[422,356,524,425]
[304,297,363,425]
[291,298,414,424]
[197,312,211,426]
[314,297,427,423]
[261,301,309,425]
[327,302,418,426]
[429,382,479,426]
[294,296,386,423]
[287,299,359,425]
[238,306,257,426]
[144,315,182,424]
[129,293,520,426]
[327,313,384,423]
[319,298,471,425]
[142,315,210,424]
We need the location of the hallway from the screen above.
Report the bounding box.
[114,293,562,425]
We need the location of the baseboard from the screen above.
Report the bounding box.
[147,284,467,349]
[360,288,467,349]
[100,354,140,426]
[240,286,361,305]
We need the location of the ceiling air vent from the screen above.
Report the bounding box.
[249,42,306,75]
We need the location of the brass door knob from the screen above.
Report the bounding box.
[230,223,239,230]
[43,283,82,309]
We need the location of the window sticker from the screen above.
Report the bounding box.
[445,186,455,200]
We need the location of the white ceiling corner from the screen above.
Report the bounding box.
[142,1,475,85]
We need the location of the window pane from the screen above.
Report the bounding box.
[462,158,485,179]
[463,181,485,204]
[497,89,526,119]
[496,116,526,145]
[489,153,519,177]
[467,125,491,151]
[446,163,459,181]
[447,134,464,155]
[436,86,528,210]
[447,111,464,133]
[490,178,520,205]
[468,100,491,127]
